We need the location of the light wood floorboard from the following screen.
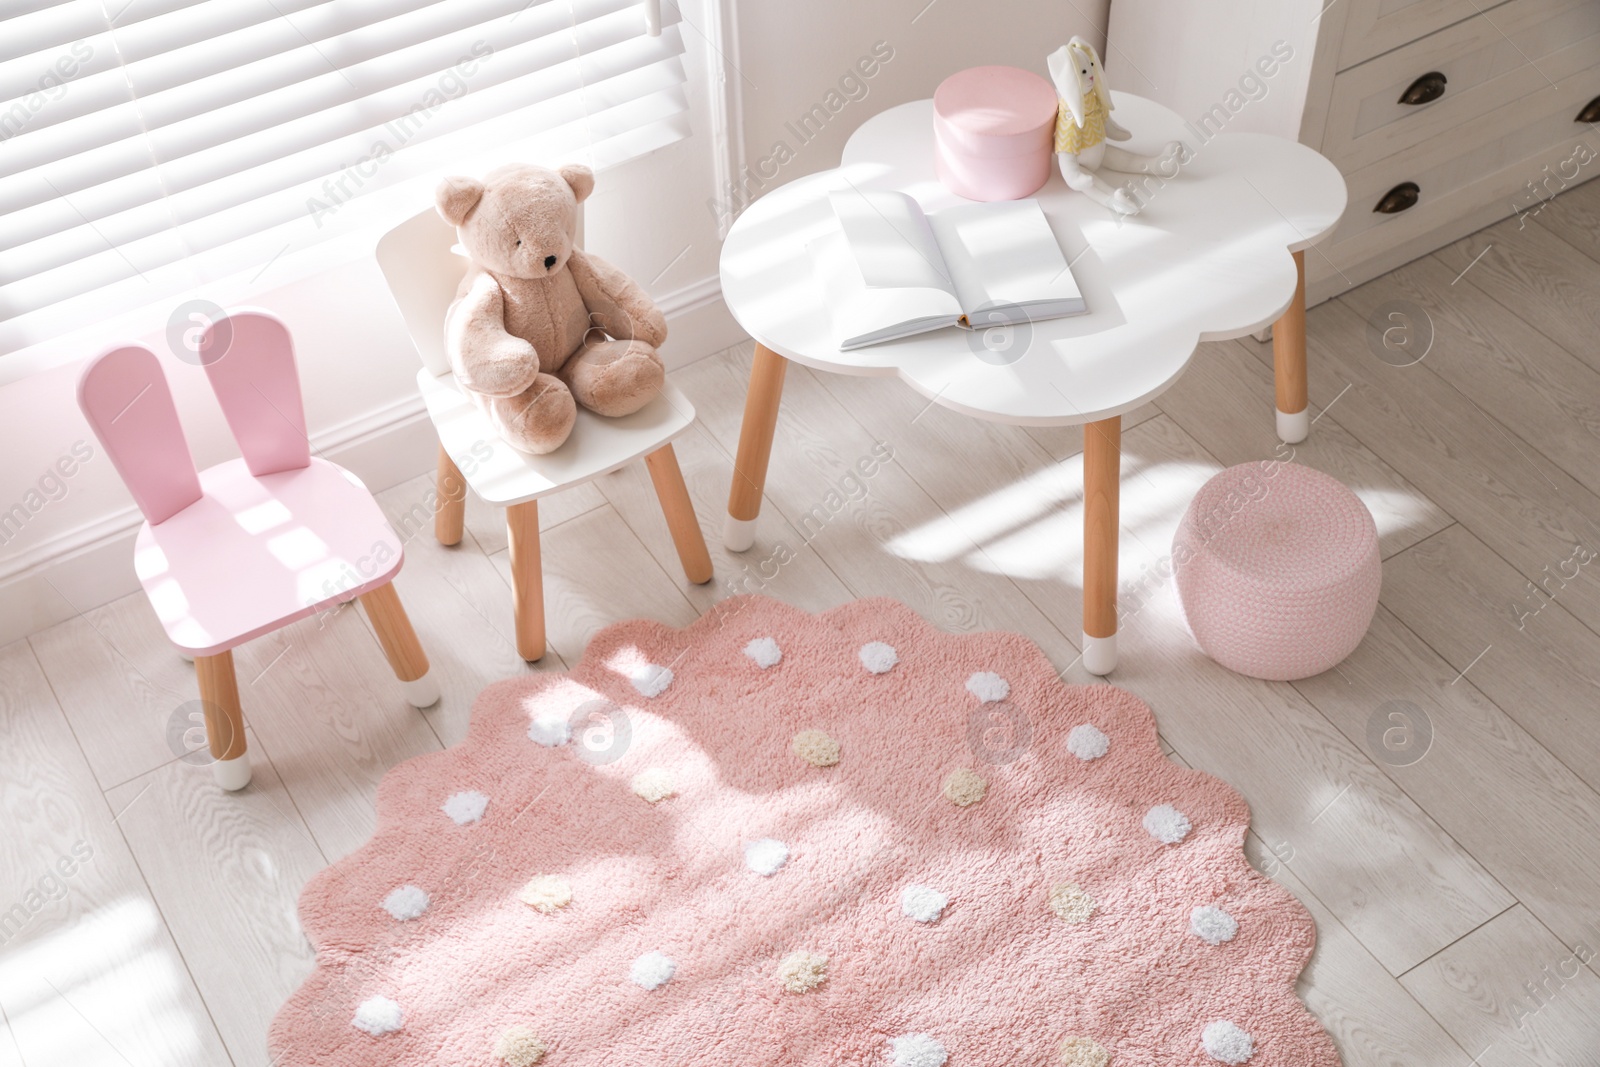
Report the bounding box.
[1292,603,1600,980]
[1153,337,1452,560]
[1434,210,1600,376]
[104,733,324,1067]
[1528,173,1600,263]
[1250,296,1600,637]
[1399,906,1600,1067]
[0,641,232,1067]
[1381,523,1600,799]
[1337,253,1600,502]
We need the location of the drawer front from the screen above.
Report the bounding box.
[1324,0,1600,171]
[1337,0,1511,68]
[1319,87,1600,264]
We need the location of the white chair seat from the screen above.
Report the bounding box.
[419,370,695,507]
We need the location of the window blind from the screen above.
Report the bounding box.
[0,0,689,359]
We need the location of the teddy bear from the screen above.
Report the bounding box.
[435,162,667,454]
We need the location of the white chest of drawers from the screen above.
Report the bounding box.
[1106,0,1600,306]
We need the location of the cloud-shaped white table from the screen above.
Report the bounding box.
[717,94,1346,674]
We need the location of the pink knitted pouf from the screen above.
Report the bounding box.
[1173,462,1380,681]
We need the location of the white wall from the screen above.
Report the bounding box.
[725,0,1108,202]
[0,0,1108,644]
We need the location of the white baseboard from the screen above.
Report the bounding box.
[0,277,746,648]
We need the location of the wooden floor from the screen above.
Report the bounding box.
[6,181,1600,1066]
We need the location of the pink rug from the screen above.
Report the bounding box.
[271,596,1339,1067]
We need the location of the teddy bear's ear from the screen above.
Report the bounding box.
[435,176,485,226]
[558,164,595,204]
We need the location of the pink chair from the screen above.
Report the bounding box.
[76,310,438,791]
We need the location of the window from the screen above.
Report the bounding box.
[0,0,689,361]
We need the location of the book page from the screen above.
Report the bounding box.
[926,199,1084,319]
[827,188,957,296]
[810,230,963,350]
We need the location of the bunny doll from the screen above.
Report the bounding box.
[1048,36,1184,215]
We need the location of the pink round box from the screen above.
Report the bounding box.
[933,65,1058,201]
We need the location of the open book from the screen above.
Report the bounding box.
[812,190,1085,351]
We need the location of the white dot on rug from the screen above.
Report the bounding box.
[744,838,789,875]
[527,709,571,748]
[1144,803,1192,844]
[629,663,674,698]
[965,671,1009,703]
[630,950,676,990]
[494,1025,548,1066]
[900,884,949,923]
[381,885,429,921]
[859,641,898,674]
[745,637,782,668]
[518,875,572,913]
[1201,1020,1255,1064]
[890,1032,947,1067]
[441,790,488,825]
[775,950,828,993]
[351,996,403,1036]
[631,767,677,803]
[1067,724,1110,761]
[1191,905,1239,945]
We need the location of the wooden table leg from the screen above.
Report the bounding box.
[1082,416,1121,676]
[1274,249,1309,444]
[435,442,466,546]
[195,650,251,790]
[724,343,788,552]
[359,580,439,708]
[646,444,714,585]
[506,501,546,661]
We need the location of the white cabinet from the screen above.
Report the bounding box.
[1107,0,1600,305]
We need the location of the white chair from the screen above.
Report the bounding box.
[376,208,712,661]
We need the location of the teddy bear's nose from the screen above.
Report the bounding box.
[543,254,557,270]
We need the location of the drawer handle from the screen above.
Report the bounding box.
[1374,182,1421,214]
[1399,71,1448,106]
[1578,95,1600,123]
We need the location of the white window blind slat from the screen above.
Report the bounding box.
[3,11,680,251]
[3,40,687,294]
[3,0,660,192]
[0,0,689,359]
[0,1,106,63]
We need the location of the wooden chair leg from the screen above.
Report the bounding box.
[195,651,251,791]
[1082,416,1121,677]
[646,444,713,585]
[1274,249,1309,444]
[359,581,440,708]
[436,443,467,546]
[506,501,546,661]
[724,343,788,551]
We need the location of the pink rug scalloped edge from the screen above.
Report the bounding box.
[270,595,1341,1067]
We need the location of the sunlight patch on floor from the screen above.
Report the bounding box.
[0,896,206,1066]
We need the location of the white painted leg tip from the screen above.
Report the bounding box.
[1277,408,1310,444]
[724,515,757,553]
[1082,632,1118,676]
[402,672,441,708]
[212,756,252,791]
